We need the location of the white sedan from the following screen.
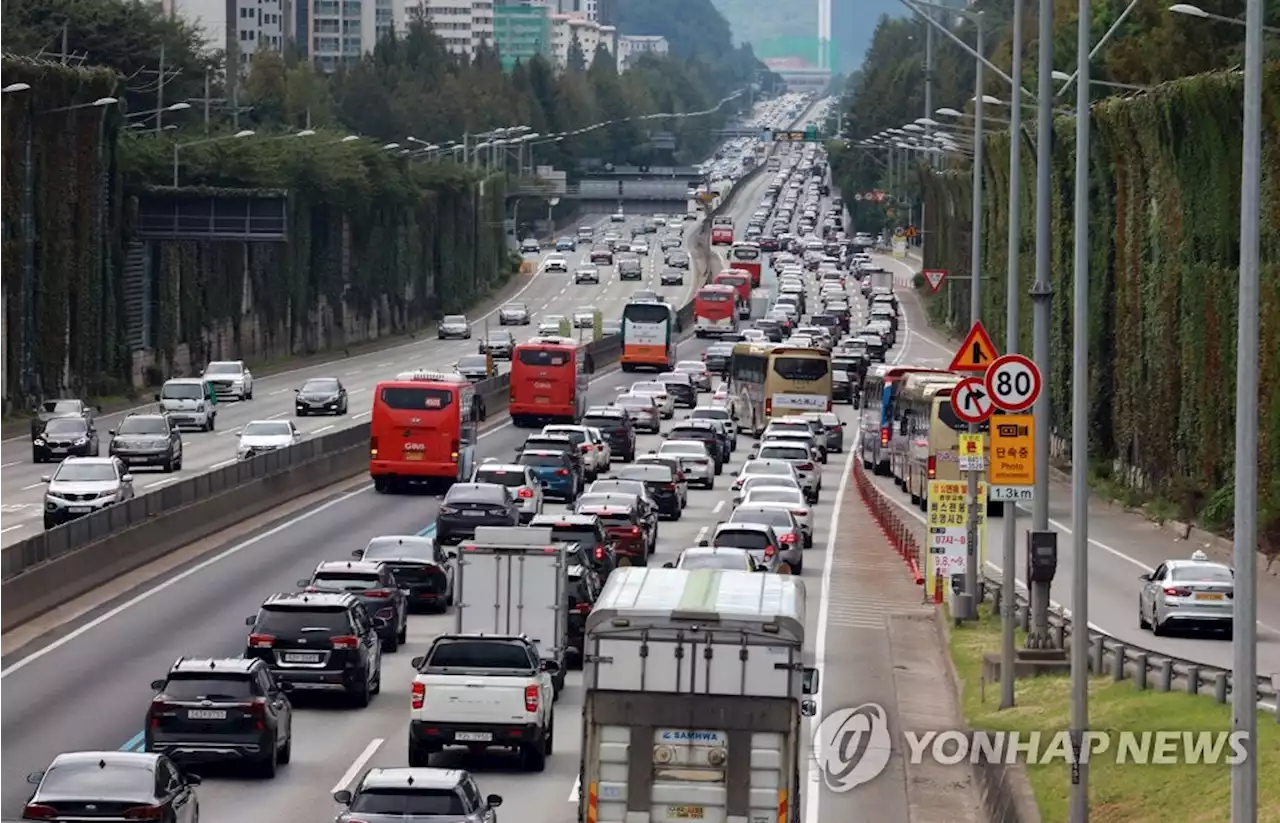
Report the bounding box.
[740,486,813,539]
[657,440,716,488]
[632,240,650,256]
[544,254,569,273]
[665,546,756,571]
[733,473,802,508]
[626,382,675,418]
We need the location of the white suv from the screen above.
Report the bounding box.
[471,461,544,523]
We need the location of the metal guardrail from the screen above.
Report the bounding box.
[851,460,1279,716]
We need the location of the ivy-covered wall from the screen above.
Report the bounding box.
[919,65,1280,537]
[1,58,129,405]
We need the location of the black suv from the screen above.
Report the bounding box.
[529,513,618,582]
[301,560,410,652]
[582,407,636,462]
[436,483,520,545]
[667,421,728,473]
[616,463,682,519]
[244,592,384,707]
[109,413,184,472]
[32,416,101,463]
[566,560,603,668]
[146,657,294,777]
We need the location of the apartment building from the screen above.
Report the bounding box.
[291,0,403,70]
[224,0,291,65]
[615,34,667,72]
[549,12,615,68]
[411,0,494,58]
[493,3,551,69]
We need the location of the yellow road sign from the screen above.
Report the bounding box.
[990,414,1035,485]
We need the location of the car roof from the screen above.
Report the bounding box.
[359,767,466,792]
[262,591,356,609]
[714,522,775,535]
[527,433,575,441]
[1166,560,1233,573]
[680,546,750,557]
[168,657,260,675]
[475,462,528,473]
[56,456,117,467]
[530,513,600,527]
[46,751,161,772]
[522,449,569,459]
[315,560,383,575]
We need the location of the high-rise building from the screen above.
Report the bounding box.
[411,0,494,59]
[493,3,551,69]
[225,0,291,66]
[615,35,667,72]
[293,0,403,70]
[549,12,615,68]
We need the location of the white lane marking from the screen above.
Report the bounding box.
[331,738,385,794]
[348,389,366,396]
[217,428,242,437]
[2,461,21,468]
[270,388,291,396]
[712,500,724,514]
[694,526,708,545]
[569,775,580,803]
[0,483,375,679]
[1,524,26,534]
[352,411,371,421]
[343,370,361,376]
[20,482,43,491]
[210,459,237,470]
[375,362,392,368]
[145,477,179,490]
[312,425,334,434]
[265,411,289,420]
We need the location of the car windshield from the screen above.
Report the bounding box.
[242,421,293,438]
[351,788,466,816]
[311,572,381,591]
[520,453,568,468]
[443,315,467,324]
[715,529,772,550]
[544,428,587,445]
[302,378,340,393]
[457,356,488,369]
[204,362,240,375]
[759,445,809,461]
[36,760,156,803]
[546,525,601,548]
[43,418,87,435]
[160,383,203,400]
[680,552,750,570]
[591,481,645,497]
[730,507,795,529]
[616,396,653,409]
[691,408,730,422]
[1170,566,1234,583]
[660,442,706,456]
[505,303,527,312]
[632,383,665,394]
[41,400,83,414]
[160,674,256,701]
[744,475,798,491]
[363,538,430,560]
[53,462,116,482]
[618,466,672,482]
[474,468,528,487]
[675,362,707,373]
[255,606,352,635]
[582,414,626,428]
[744,488,803,505]
[117,417,169,435]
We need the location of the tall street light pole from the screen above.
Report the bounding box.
[1232,0,1264,817]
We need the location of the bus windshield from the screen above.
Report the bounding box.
[379,386,454,410]
[730,246,761,261]
[772,357,830,381]
[623,303,672,324]
[517,348,571,367]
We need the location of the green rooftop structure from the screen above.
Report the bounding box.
[494,4,551,71]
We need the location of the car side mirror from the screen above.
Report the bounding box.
[153,394,161,402]
[108,428,118,436]
[245,615,257,626]
[411,656,427,669]
[697,539,709,547]
[27,771,45,785]
[184,773,202,786]
[279,681,295,693]
[446,550,458,559]
[662,561,675,568]
[150,679,166,691]
[333,789,353,805]
[121,474,134,484]
[802,666,820,695]
[373,616,389,629]
[1138,573,1151,582]
[541,659,560,674]
[351,549,364,559]
[487,794,504,808]
[293,388,300,393]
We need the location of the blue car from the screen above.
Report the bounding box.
[519,449,581,501]
[556,237,577,252]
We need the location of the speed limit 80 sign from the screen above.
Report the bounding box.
[985,354,1042,412]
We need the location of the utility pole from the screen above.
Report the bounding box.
[203,69,211,133]
[1026,0,1057,651]
[923,6,935,169]
[61,24,69,64]
[156,44,166,133]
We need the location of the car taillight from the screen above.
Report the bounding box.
[510,392,516,402]
[22,805,56,820]
[927,455,937,479]
[248,633,275,648]
[764,545,777,557]
[556,469,569,476]
[519,488,534,499]
[765,398,772,415]
[369,436,378,459]
[331,635,360,649]
[123,806,166,820]
[779,532,798,544]
[880,426,890,446]
[631,527,641,536]
[365,589,392,598]
[525,684,540,713]
[792,509,808,517]
[240,698,268,730]
[663,482,676,490]
[798,462,815,471]
[451,439,460,461]
[575,602,592,614]
[412,681,425,710]
[595,546,605,560]
[1163,587,1192,597]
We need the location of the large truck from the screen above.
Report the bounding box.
[577,567,819,823]
[454,526,570,694]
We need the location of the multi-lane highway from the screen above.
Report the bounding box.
[866,251,1280,691]
[0,212,701,547]
[0,154,796,819]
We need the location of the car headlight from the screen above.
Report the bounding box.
[33,438,45,446]
[196,402,205,411]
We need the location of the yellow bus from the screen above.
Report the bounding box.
[902,383,1003,516]
[729,344,832,436]
[889,373,962,487]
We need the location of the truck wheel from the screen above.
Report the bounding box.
[408,743,432,767]
[522,740,547,772]
[544,718,555,755]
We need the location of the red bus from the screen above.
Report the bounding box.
[711,217,734,246]
[694,284,740,339]
[727,242,763,286]
[509,336,591,427]
[713,270,752,318]
[370,371,477,493]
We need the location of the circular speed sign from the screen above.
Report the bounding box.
[985,354,1042,412]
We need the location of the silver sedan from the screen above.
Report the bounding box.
[1138,552,1235,636]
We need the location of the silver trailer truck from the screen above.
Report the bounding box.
[577,567,819,823]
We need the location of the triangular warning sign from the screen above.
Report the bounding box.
[949,321,1000,372]
[923,269,947,293]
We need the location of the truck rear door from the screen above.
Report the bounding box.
[457,547,564,657]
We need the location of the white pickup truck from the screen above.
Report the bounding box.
[577,567,819,823]
[453,526,570,694]
[408,633,558,772]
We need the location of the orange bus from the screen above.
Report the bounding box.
[509,336,591,427]
[711,217,734,246]
[370,371,477,493]
[713,270,752,318]
[621,301,678,372]
[694,284,740,338]
[727,242,763,287]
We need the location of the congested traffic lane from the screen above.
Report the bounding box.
[0,211,698,546]
[864,252,1280,682]
[0,165,781,818]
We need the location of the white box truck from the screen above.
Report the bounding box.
[454,526,570,694]
[577,567,819,823]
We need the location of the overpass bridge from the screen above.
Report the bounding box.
[511,177,697,203]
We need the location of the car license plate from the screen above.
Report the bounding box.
[68,506,91,514]
[404,453,423,461]
[668,806,704,820]
[455,732,492,742]
[463,510,485,517]
[535,397,550,404]
[283,653,321,663]
[50,447,67,454]
[1196,593,1225,601]
[186,709,227,720]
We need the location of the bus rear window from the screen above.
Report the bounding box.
[379,387,454,410]
[623,304,671,324]
[731,248,761,261]
[698,292,732,303]
[773,358,830,381]
[517,349,570,367]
